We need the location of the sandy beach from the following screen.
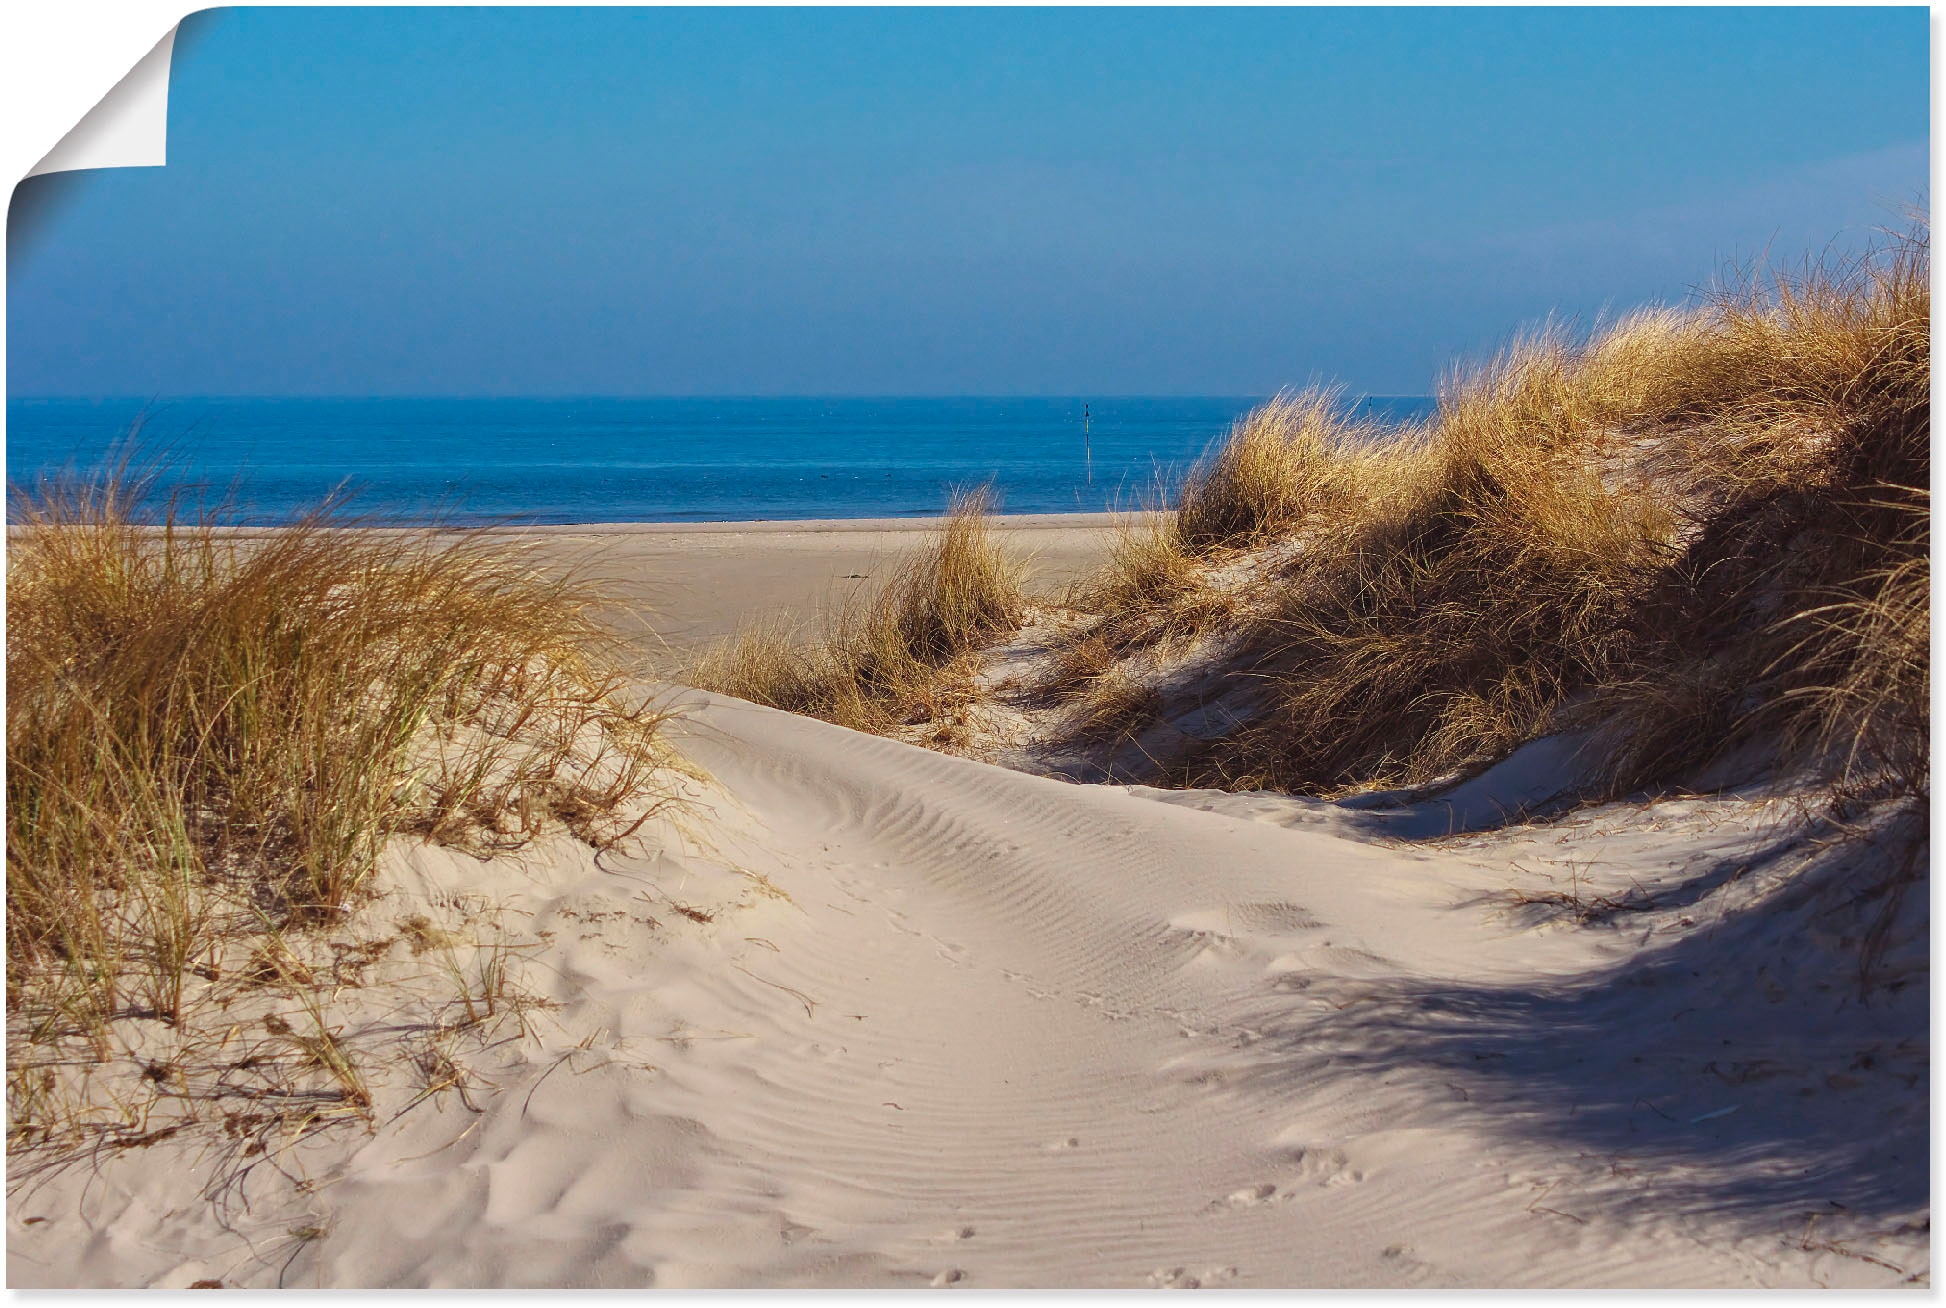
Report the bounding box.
[492,514,1131,659]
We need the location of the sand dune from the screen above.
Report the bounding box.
[7,692,1925,1288]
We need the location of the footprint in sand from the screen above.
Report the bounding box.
[1147,1265,1238,1288]
[1379,1243,1452,1285]
[1288,1145,1364,1188]
[1000,969,1059,1002]
[1208,1182,1285,1211]
[1233,902,1324,933]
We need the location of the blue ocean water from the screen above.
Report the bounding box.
[5,396,1435,525]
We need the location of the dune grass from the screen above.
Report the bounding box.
[1060,393,1392,667]
[6,472,681,1065]
[695,226,1923,811]
[1176,387,1392,551]
[1062,667,1165,745]
[1069,514,1202,624]
[1064,226,1928,802]
[688,487,1028,733]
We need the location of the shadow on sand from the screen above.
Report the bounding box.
[1228,804,1928,1233]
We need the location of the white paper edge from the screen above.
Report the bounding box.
[25,23,178,178]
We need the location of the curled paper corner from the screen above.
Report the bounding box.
[27,25,179,179]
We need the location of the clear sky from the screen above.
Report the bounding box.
[6,5,1930,398]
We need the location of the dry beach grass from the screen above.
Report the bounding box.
[688,486,1027,735]
[6,472,684,1151]
[689,229,1928,818]
[1049,226,1929,805]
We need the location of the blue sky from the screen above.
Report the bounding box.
[6,6,1929,397]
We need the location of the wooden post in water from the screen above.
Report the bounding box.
[1084,402,1092,486]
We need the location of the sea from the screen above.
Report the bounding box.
[5,396,1436,526]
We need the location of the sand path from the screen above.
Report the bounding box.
[8,693,1924,1288]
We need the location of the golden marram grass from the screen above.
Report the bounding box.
[1070,225,1928,803]
[688,485,1027,734]
[6,474,682,1090]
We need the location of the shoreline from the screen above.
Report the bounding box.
[5,510,1152,538]
[473,509,1147,536]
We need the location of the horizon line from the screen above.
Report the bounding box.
[8,391,1436,404]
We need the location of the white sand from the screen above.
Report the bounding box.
[7,690,1926,1288]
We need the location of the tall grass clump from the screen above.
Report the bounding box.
[691,487,1027,732]
[1162,224,1927,800]
[1176,387,1389,551]
[860,484,1026,666]
[1090,514,1199,609]
[7,473,679,1038]
[1202,338,1682,792]
[1053,511,1245,684]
